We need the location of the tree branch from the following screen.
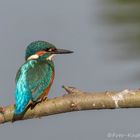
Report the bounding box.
[0,86,140,124]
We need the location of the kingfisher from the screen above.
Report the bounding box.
[14,40,73,115]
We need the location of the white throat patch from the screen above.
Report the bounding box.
[46,54,56,61]
[27,54,39,60]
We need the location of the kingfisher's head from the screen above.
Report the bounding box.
[25,41,73,61]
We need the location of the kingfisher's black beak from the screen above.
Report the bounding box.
[52,49,74,54]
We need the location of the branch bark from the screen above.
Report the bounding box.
[0,86,140,124]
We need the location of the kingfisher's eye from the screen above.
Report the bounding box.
[47,48,56,52]
[48,48,53,51]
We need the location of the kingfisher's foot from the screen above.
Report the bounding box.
[30,97,48,110]
[30,102,39,110]
[41,96,48,102]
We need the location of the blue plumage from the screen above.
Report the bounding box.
[14,59,54,115]
[14,40,73,116]
[15,62,32,115]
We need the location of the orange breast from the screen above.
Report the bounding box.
[39,69,55,100]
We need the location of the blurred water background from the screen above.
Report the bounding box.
[0,0,140,140]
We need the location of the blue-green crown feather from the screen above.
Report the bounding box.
[25,41,56,60]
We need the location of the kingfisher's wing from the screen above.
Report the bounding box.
[27,61,53,102]
[14,62,32,115]
[14,60,53,115]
